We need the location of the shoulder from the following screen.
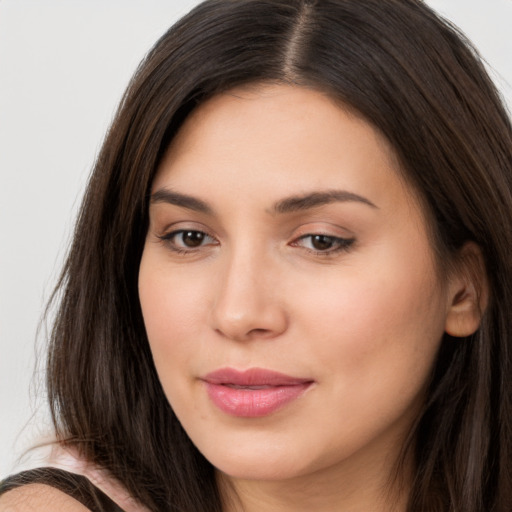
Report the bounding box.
[0,483,91,511]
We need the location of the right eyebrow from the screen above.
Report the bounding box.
[150,189,213,215]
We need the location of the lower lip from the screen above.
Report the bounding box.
[204,382,312,417]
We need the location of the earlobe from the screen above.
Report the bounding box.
[444,242,489,338]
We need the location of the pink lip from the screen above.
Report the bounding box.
[202,368,313,418]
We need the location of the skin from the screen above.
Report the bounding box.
[138,84,480,511]
[0,485,91,512]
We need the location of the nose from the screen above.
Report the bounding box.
[210,249,288,342]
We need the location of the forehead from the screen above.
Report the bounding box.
[153,84,421,219]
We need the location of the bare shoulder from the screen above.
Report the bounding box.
[0,484,91,511]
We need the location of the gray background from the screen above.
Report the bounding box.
[1,0,511,479]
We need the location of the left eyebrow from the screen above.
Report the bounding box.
[271,190,378,214]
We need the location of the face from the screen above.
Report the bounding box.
[138,85,453,486]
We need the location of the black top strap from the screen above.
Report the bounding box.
[0,467,125,512]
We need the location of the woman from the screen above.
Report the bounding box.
[1,0,511,510]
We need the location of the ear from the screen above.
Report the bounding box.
[444,242,489,338]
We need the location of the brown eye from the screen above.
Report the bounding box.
[159,229,218,252]
[310,235,336,251]
[292,233,355,255]
[181,231,206,247]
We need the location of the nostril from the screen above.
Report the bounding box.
[248,328,272,337]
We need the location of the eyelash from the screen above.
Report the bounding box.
[291,234,355,256]
[158,229,218,254]
[158,229,355,257]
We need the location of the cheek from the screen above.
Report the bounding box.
[138,265,213,426]
[292,250,447,396]
[138,252,210,374]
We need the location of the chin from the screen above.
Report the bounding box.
[215,460,304,482]
[198,439,321,482]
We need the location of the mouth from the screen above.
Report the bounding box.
[202,368,314,418]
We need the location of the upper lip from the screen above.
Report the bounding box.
[202,367,313,387]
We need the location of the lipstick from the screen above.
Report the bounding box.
[202,368,313,417]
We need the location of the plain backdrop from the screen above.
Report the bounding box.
[1,0,511,480]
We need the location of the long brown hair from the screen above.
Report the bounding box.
[47,1,512,510]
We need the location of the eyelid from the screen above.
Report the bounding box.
[156,223,219,253]
[289,223,356,255]
[155,219,215,239]
[291,233,355,254]
[159,229,216,243]
[291,222,354,240]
